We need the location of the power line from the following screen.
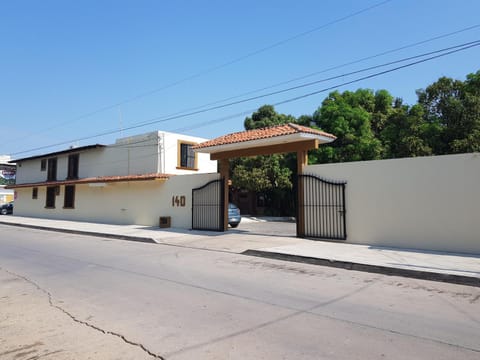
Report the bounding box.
[10,39,480,157]
[5,0,394,146]
[109,38,480,140]
[8,22,479,152]
[169,41,480,133]
[124,23,480,131]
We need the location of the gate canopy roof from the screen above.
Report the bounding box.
[193,123,336,160]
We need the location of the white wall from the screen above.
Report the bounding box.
[15,131,217,185]
[162,131,217,174]
[84,133,160,178]
[14,173,219,229]
[305,153,480,254]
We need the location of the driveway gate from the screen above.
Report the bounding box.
[298,174,346,240]
[192,178,225,231]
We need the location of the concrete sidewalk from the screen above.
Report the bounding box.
[1,215,479,287]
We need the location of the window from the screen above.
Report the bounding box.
[32,187,38,199]
[67,154,79,179]
[47,158,57,181]
[40,159,46,171]
[64,185,75,208]
[178,142,196,170]
[45,186,56,208]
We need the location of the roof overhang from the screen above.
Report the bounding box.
[193,124,336,160]
[6,173,172,189]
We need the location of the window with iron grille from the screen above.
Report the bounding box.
[180,143,195,169]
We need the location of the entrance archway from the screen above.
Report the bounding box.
[192,123,338,237]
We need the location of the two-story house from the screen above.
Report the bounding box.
[8,130,219,228]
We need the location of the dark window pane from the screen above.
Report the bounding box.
[67,154,79,179]
[180,143,195,169]
[46,187,56,208]
[47,158,57,181]
[64,185,75,208]
[32,187,38,199]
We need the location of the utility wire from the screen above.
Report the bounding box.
[188,24,480,110]
[109,38,480,142]
[10,39,480,158]
[8,22,479,149]
[5,0,394,145]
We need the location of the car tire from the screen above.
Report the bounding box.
[230,223,239,228]
[1,209,7,215]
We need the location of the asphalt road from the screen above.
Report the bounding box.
[1,225,480,359]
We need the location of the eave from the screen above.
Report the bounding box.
[6,173,173,189]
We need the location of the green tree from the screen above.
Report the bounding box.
[231,155,292,192]
[310,89,384,163]
[244,104,296,130]
[417,71,480,154]
[232,105,297,215]
[380,100,432,158]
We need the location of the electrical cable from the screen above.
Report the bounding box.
[4,0,394,146]
[10,39,480,158]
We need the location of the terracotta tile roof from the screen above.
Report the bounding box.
[193,123,336,149]
[6,173,172,189]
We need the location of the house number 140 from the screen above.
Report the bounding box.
[172,195,186,207]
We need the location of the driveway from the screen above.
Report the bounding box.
[230,218,296,237]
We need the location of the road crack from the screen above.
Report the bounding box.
[0,266,165,360]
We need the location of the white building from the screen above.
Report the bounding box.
[8,131,219,227]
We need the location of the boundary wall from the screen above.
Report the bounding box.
[305,153,480,254]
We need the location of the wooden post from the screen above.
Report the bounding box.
[219,159,229,231]
[297,150,308,237]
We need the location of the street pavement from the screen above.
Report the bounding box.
[0,215,479,287]
[1,225,480,360]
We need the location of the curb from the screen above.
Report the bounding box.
[0,221,156,244]
[242,249,480,288]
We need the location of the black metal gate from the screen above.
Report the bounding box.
[298,174,347,240]
[192,179,225,231]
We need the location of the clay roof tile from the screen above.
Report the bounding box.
[193,123,335,149]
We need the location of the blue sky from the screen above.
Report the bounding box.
[1,0,480,158]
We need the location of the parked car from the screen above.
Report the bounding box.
[0,201,13,215]
[228,203,241,228]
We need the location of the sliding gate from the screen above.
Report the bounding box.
[298,174,347,240]
[192,179,225,231]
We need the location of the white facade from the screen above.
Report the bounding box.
[14,173,219,228]
[15,131,217,184]
[11,131,218,228]
[305,153,480,254]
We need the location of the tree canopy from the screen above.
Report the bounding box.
[230,70,480,215]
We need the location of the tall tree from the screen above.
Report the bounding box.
[380,100,432,158]
[417,71,480,154]
[310,89,385,163]
[244,104,296,130]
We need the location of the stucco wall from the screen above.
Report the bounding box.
[162,131,217,174]
[14,173,219,228]
[15,131,217,185]
[305,153,480,254]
